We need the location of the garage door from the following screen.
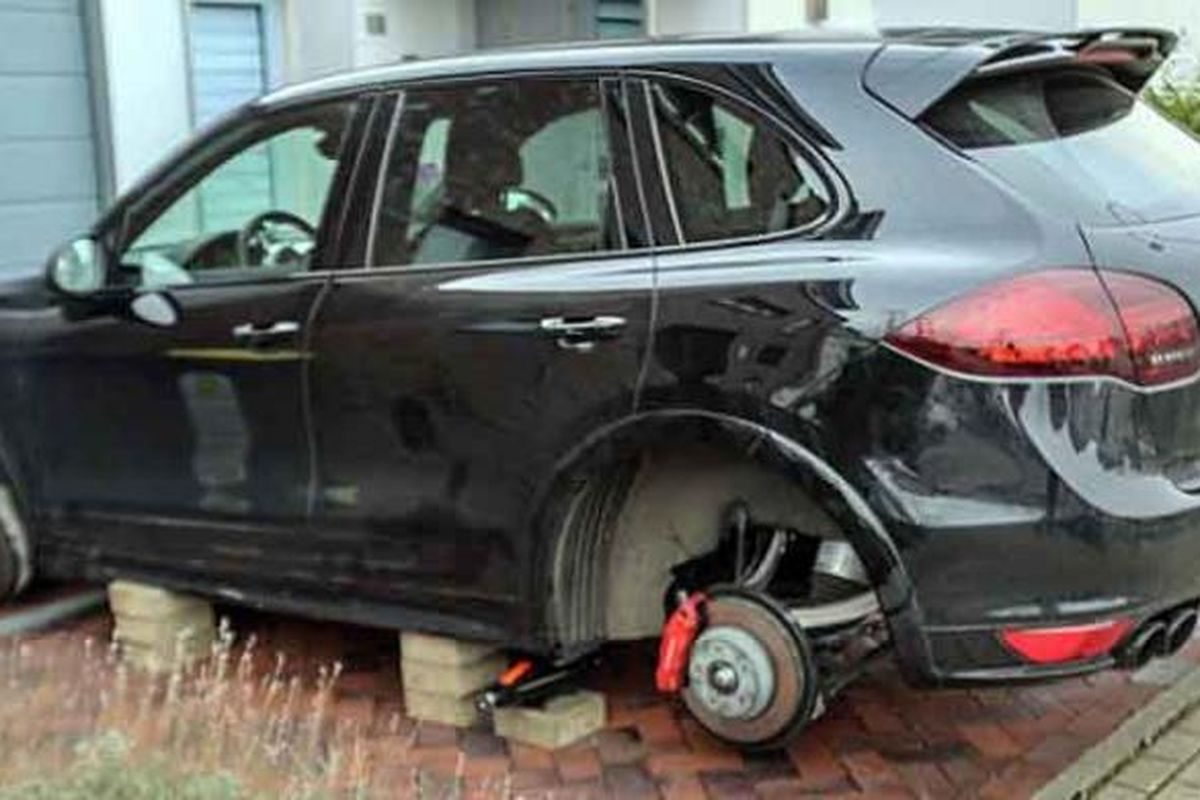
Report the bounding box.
[189,3,267,126]
[0,0,100,276]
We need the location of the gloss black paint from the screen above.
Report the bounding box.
[2,31,1196,687]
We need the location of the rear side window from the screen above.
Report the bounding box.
[647,81,832,243]
[371,79,621,267]
[923,69,1200,225]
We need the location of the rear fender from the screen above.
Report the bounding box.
[528,409,926,665]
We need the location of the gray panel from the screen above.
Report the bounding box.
[0,0,99,275]
[0,199,95,273]
[0,75,93,138]
[0,6,86,74]
[190,3,266,125]
[0,139,96,204]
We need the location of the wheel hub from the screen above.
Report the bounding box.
[688,625,775,720]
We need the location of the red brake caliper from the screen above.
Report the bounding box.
[655,592,707,693]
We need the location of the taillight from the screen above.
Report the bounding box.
[884,269,1200,388]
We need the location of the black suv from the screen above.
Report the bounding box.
[5,27,1200,747]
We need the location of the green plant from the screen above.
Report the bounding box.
[0,733,250,800]
[1146,80,1200,135]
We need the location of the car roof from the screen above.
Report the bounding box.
[258,28,891,108]
[258,25,1176,117]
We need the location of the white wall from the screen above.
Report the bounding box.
[1077,0,1200,42]
[651,0,747,35]
[99,0,193,192]
[282,0,355,82]
[826,0,874,27]
[386,0,475,61]
[746,0,805,32]
[871,0,1074,30]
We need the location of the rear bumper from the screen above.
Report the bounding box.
[860,356,1200,685]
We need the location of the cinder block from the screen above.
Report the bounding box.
[108,581,212,621]
[114,615,215,650]
[401,652,505,697]
[405,688,482,727]
[400,631,498,667]
[493,690,606,751]
[120,637,213,672]
[108,581,215,673]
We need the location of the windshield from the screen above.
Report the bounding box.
[923,69,1200,226]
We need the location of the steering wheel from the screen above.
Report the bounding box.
[504,187,558,225]
[237,211,316,267]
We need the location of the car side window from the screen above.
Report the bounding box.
[371,79,621,267]
[120,100,356,289]
[647,80,832,244]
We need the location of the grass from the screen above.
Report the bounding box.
[1146,80,1200,136]
[0,619,389,799]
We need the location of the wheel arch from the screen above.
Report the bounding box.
[0,421,33,595]
[528,409,916,658]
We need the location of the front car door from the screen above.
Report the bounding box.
[308,75,654,640]
[28,96,366,587]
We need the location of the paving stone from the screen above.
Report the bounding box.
[493,690,605,751]
[108,581,216,673]
[1111,755,1180,793]
[1092,784,1147,800]
[27,606,1200,800]
[1153,783,1200,800]
[1173,756,1200,786]
[399,631,497,667]
[406,688,481,728]
[107,581,212,620]
[401,652,505,697]
[1147,730,1200,763]
[601,764,658,799]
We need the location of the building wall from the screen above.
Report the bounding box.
[651,0,747,34]
[871,0,1074,30]
[1076,0,1199,36]
[99,0,192,192]
[282,0,354,82]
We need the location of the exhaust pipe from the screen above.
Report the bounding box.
[1116,621,1168,670]
[1166,606,1199,654]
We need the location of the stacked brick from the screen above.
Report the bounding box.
[107,580,216,672]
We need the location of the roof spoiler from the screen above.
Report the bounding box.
[866,27,1179,118]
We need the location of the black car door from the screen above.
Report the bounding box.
[26,97,368,585]
[307,76,654,634]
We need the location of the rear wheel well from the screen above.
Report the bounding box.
[547,427,887,653]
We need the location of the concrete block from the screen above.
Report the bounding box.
[405,688,482,728]
[400,631,498,667]
[108,581,212,621]
[493,690,606,751]
[401,652,505,697]
[108,581,215,673]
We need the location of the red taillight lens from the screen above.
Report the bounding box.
[884,269,1200,387]
[1000,619,1133,664]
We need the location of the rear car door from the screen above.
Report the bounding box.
[308,75,653,635]
[29,97,366,585]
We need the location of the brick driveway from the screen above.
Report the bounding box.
[12,602,1200,799]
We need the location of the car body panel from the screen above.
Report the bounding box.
[4,31,1197,687]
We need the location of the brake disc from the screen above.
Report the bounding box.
[681,587,819,749]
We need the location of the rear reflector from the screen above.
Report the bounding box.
[884,269,1200,387]
[1000,619,1133,664]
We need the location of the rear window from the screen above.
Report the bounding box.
[923,69,1200,226]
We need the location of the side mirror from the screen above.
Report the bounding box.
[129,292,180,328]
[47,237,106,297]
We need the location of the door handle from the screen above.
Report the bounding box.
[539,316,626,336]
[232,320,300,344]
[539,315,627,353]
